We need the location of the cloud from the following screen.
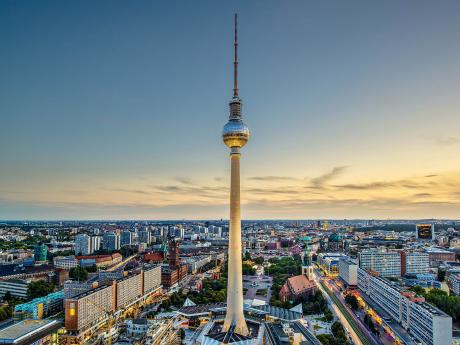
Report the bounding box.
[333,179,428,191]
[425,174,438,178]
[310,166,348,187]
[333,181,397,190]
[174,177,193,185]
[413,193,432,198]
[248,176,298,181]
[431,136,460,146]
[244,187,302,195]
[101,187,151,195]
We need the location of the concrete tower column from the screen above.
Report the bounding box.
[223,148,249,335]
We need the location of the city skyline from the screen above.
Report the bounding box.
[2,1,460,220]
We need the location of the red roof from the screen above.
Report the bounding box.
[144,253,164,262]
[287,275,316,293]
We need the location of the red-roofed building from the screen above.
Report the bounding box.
[279,274,316,303]
[143,252,165,264]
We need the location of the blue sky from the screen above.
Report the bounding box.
[1,1,460,219]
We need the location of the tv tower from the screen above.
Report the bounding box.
[222,13,250,336]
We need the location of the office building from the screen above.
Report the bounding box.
[416,224,435,241]
[139,230,152,245]
[75,234,90,256]
[103,232,120,251]
[358,268,451,345]
[338,257,358,287]
[317,253,347,275]
[120,230,132,247]
[358,249,401,277]
[401,252,429,275]
[0,279,29,299]
[53,256,78,269]
[33,243,48,263]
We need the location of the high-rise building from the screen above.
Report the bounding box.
[338,257,358,287]
[103,232,120,251]
[358,268,451,345]
[401,252,429,275]
[139,230,152,245]
[221,13,250,335]
[89,235,101,253]
[75,234,90,256]
[120,230,132,247]
[358,249,401,277]
[416,224,435,241]
[33,243,48,263]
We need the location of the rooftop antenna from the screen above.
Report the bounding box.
[233,13,239,98]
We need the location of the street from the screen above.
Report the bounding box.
[312,268,374,345]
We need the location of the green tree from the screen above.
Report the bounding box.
[331,321,347,340]
[242,263,256,275]
[253,256,264,265]
[86,265,98,273]
[27,280,54,300]
[344,294,359,310]
[69,266,88,281]
[437,269,446,282]
[244,252,251,261]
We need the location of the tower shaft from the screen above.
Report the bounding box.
[223,149,249,335]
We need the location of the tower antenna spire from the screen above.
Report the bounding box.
[233,13,239,97]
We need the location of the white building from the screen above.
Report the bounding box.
[358,268,451,345]
[0,279,29,299]
[402,252,429,275]
[53,255,78,269]
[338,257,358,286]
[89,236,101,253]
[448,274,460,296]
[358,249,401,277]
[75,234,90,256]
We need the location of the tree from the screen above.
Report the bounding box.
[409,285,425,296]
[242,263,255,275]
[323,308,334,322]
[86,265,98,273]
[69,266,88,281]
[27,280,54,300]
[253,256,264,265]
[344,294,359,310]
[244,252,251,261]
[331,321,347,340]
[438,269,446,282]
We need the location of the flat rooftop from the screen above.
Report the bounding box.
[0,319,61,344]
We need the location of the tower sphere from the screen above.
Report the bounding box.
[222,119,250,148]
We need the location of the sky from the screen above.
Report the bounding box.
[1,1,460,220]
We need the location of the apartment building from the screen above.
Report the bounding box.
[358,268,451,345]
[65,283,115,332]
[64,265,162,335]
[116,273,142,309]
